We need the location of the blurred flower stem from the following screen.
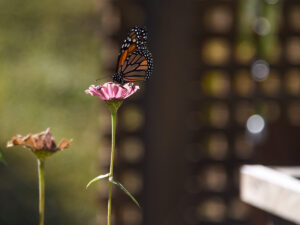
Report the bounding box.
[107,111,117,225]
[38,159,45,225]
[105,100,122,225]
[7,128,71,225]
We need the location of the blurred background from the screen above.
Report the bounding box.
[1,0,300,225]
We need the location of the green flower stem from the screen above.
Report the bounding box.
[108,112,117,225]
[38,159,45,225]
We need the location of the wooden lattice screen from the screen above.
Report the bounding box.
[98,0,300,225]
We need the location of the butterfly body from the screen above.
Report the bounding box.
[113,26,153,84]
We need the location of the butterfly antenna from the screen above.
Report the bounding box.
[94,77,109,83]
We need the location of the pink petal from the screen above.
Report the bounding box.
[112,83,121,98]
[115,86,127,99]
[108,83,116,98]
[85,85,107,100]
[123,83,140,98]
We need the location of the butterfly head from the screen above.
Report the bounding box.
[113,73,124,84]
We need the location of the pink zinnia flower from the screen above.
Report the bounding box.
[85,82,139,101]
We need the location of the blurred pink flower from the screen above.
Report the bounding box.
[85,82,139,101]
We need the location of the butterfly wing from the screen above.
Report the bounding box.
[119,50,153,83]
[113,26,153,84]
[116,26,148,71]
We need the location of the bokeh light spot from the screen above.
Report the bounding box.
[251,59,270,81]
[246,114,265,134]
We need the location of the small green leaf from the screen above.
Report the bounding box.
[86,173,109,189]
[109,177,140,208]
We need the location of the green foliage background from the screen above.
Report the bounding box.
[0,0,103,224]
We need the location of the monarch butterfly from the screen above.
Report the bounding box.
[113,26,154,84]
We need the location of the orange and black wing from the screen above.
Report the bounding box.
[118,50,153,83]
[113,26,153,83]
[115,26,148,73]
